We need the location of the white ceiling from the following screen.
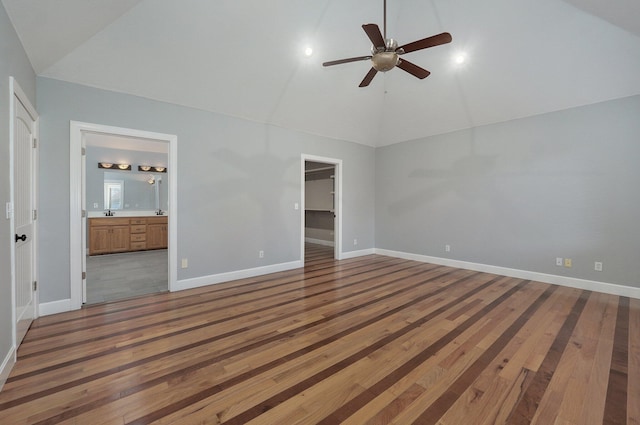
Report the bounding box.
[3,0,640,147]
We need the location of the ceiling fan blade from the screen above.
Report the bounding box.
[359,68,378,87]
[323,56,372,67]
[362,24,386,50]
[398,32,452,54]
[397,59,431,79]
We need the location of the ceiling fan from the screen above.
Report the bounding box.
[323,0,452,87]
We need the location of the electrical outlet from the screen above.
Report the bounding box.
[564,258,572,268]
[594,261,603,272]
[445,244,451,252]
[353,239,358,246]
[294,203,299,210]
[556,257,563,266]
[93,202,99,209]
[181,258,188,268]
[259,250,264,258]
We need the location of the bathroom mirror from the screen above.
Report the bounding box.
[99,171,168,211]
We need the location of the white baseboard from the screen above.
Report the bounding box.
[375,249,640,299]
[341,248,376,259]
[176,260,303,292]
[39,298,73,316]
[305,237,335,247]
[0,346,16,392]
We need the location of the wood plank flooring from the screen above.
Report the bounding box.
[1,252,637,424]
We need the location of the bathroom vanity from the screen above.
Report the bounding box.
[89,216,168,255]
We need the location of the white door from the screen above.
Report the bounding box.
[13,93,37,346]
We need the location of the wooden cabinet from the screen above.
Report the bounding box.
[146,217,168,250]
[89,216,168,255]
[129,218,147,251]
[89,218,131,255]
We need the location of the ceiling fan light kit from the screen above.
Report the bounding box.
[323,0,452,87]
[371,51,398,72]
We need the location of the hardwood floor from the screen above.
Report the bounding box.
[305,242,334,262]
[1,253,637,424]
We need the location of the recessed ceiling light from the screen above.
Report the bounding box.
[454,53,467,65]
[304,46,313,57]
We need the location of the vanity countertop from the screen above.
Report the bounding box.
[87,210,167,218]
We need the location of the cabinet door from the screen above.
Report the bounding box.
[90,227,111,255]
[110,226,131,253]
[147,224,166,249]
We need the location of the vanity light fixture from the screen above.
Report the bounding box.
[138,165,167,172]
[98,162,130,170]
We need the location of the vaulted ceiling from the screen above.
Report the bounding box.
[3,0,640,146]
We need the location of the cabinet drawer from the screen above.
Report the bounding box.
[130,241,147,251]
[90,217,130,226]
[130,225,147,233]
[131,233,146,242]
[130,218,147,225]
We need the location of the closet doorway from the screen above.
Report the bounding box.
[301,155,342,263]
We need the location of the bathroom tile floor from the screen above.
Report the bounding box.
[86,249,168,304]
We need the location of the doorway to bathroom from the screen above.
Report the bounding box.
[70,122,177,309]
[84,133,169,303]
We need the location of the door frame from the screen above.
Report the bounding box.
[9,77,39,342]
[70,121,178,310]
[301,154,342,261]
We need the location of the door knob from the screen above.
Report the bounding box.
[15,234,27,242]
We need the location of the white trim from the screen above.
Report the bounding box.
[0,345,16,392]
[39,299,73,316]
[304,237,334,247]
[375,248,640,299]
[9,77,37,119]
[175,260,303,291]
[70,121,178,310]
[8,78,17,370]
[301,154,343,262]
[341,248,376,259]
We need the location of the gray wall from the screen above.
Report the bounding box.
[86,146,169,212]
[0,4,36,375]
[376,95,640,288]
[37,77,375,303]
